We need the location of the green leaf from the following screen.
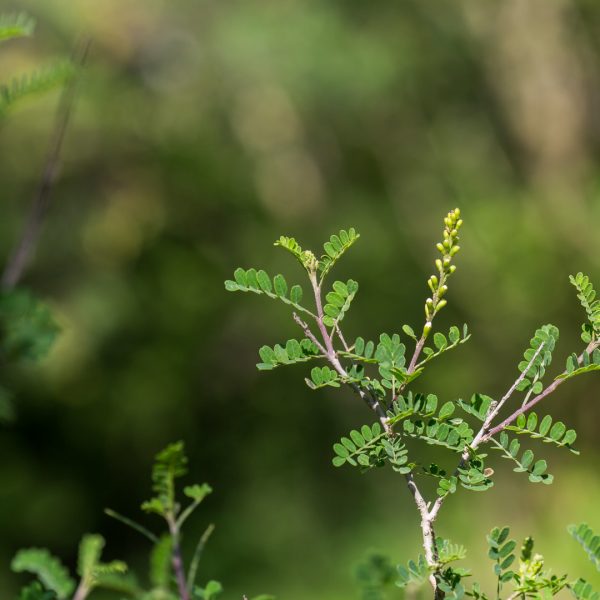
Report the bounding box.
[516,324,559,393]
[323,279,358,327]
[306,366,340,389]
[458,394,492,421]
[416,324,470,370]
[568,523,600,572]
[17,582,57,600]
[570,272,600,336]
[184,483,213,503]
[0,290,60,361]
[331,423,388,469]
[0,61,75,115]
[141,441,188,516]
[318,228,360,281]
[396,555,429,588]
[0,12,35,42]
[12,549,75,600]
[225,268,312,315]
[506,412,579,454]
[492,434,554,485]
[149,535,172,588]
[257,338,321,370]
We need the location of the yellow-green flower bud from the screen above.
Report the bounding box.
[423,322,432,336]
[449,265,457,274]
[436,243,444,253]
[438,285,448,298]
[436,299,447,311]
[443,256,451,267]
[435,259,443,271]
[450,245,460,256]
[454,207,460,217]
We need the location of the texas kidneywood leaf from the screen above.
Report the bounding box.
[223,209,600,600]
[257,338,321,370]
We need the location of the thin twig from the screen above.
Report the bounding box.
[293,312,327,355]
[187,523,215,595]
[104,508,158,543]
[482,339,600,442]
[2,36,91,290]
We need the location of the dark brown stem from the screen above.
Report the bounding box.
[2,37,91,291]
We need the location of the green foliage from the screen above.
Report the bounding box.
[457,394,493,422]
[194,580,223,599]
[305,365,340,389]
[516,324,559,395]
[506,412,579,454]
[257,338,321,370]
[323,279,358,327]
[417,324,470,369]
[318,228,360,282]
[77,534,127,590]
[332,422,386,468]
[492,432,553,484]
[487,527,517,588]
[558,348,600,381]
[225,268,312,316]
[0,290,60,361]
[569,523,600,572]
[437,539,467,566]
[570,272,600,337]
[142,441,189,517]
[11,549,75,600]
[225,209,599,600]
[571,579,600,600]
[149,536,173,588]
[355,552,397,600]
[402,416,473,453]
[0,12,35,42]
[17,582,57,600]
[396,555,429,588]
[0,61,74,116]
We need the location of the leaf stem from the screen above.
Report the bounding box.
[186,523,215,595]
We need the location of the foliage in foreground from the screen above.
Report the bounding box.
[225,208,600,599]
[11,442,273,600]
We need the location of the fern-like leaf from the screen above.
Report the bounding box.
[570,272,600,336]
[506,412,579,454]
[332,423,385,468]
[11,549,75,600]
[17,582,57,600]
[142,441,188,517]
[516,325,559,394]
[305,365,340,389]
[257,338,321,370]
[571,579,600,600]
[416,324,471,369]
[491,433,553,484]
[396,555,430,588]
[557,349,600,382]
[323,279,358,327]
[0,12,35,42]
[318,228,360,282]
[0,61,74,115]
[224,268,313,317]
[569,523,600,572]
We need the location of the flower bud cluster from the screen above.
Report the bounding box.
[302,250,319,273]
[423,208,462,331]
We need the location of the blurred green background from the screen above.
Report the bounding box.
[1,0,599,597]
